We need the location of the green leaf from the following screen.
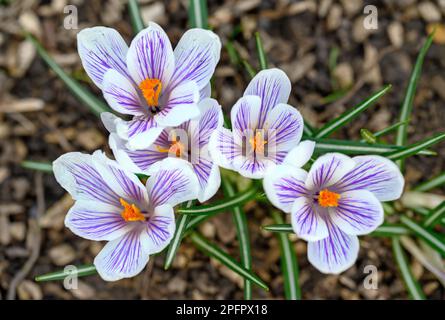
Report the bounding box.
[400,215,445,256]
[423,201,445,228]
[314,84,392,139]
[27,34,111,117]
[128,0,145,33]
[415,172,445,192]
[21,160,53,173]
[188,0,208,29]
[395,32,435,169]
[271,211,301,300]
[221,178,252,299]
[392,237,426,300]
[303,121,316,138]
[35,264,97,282]
[164,201,193,270]
[189,232,269,291]
[177,186,259,215]
[262,223,411,237]
[372,120,410,140]
[312,138,435,156]
[254,32,268,70]
[384,133,445,161]
[242,60,257,79]
[360,129,377,144]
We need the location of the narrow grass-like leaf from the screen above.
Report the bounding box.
[221,178,252,299]
[242,60,257,79]
[128,0,145,33]
[392,237,426,300]
[255,32,268,70]
[360,129,377,144]
[384,133,445,161]
[35,264,97,282]
[21,160,53,173]
[303,121,316,137]
[271,211,301,300]
[177,186,258,215]
[262,223,411,237]
[314,84,392,139]
[313,138,435,156]
[164,201,193,270]
[188,0,208,29]
[189,232,268,291]
[400,215,445,256]
[373,120,410,139]
[415,172,445,192]
[422,201,445,228]
[395,32,435,169]
[27,35,111,117]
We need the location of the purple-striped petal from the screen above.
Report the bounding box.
[236,154,275,179]
[191,98,223,148]
[330,190,384,235]
[307,218,359,274]
[333,155,405,202]
[291,197,329,241]
[200,83,211,100]
[168,29,221,91]
[156,81,200,127]
[263,164,308,213]
[116,115,164,150]
[230,95,261,144]
[102,69,145,116]
[265,103,303,151]
[94,227,150,281]
[244,68,291,127]
[127,22,174,86]
[65,201,131,241]
[305,153,355,191]
[77,27,130,89]
[92,151,148,206]
[146,158,199,207]
[53,152,120,207]
[283,140,316,168]
[192,156,221,202]
[208,127,242,170]
[143,204,175,254]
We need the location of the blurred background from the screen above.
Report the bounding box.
[0,0,444,299]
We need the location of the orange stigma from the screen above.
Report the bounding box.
[318,189,341,207]
[156,134,184,157]
[120,198,145,222]
[139,78,162,108]
[249,131,267,153]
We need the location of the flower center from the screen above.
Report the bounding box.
[120,198,145,222]
[249,131,267,153]
[318,189,341,207]
[139,78,162,111]
[156,135,184,158]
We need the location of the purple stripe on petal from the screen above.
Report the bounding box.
[291,197,329,241]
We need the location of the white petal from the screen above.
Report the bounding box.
[101,112,120,133]
[263,164,308,213]
[193,156,221,202]
[230,95,261,144]
[94,227,150,281]
[126,22,175,86]
[305,153,355,190]
[330,190,384,235]
[283,140,315,168]
[208,127,242,170]
[334,155,405,202]
[77,27,129,89]
[116,116,164,150]
[102,69,145,116]
[307,220,359,274]
[244,68,291,127]
[143,204,176,254]
[291,197,329,241]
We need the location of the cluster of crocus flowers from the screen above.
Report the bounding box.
[52,22,406,281]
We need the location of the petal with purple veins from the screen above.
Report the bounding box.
[208,127,243,170]
[283,140,316,169]
[291,197,329,241]
[143,204,176,254]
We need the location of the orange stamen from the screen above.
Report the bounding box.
[120,198,145,222]
[318,189,341,207]
[155,134,184,157]
[139,78,162,107]
[249,131,267,153]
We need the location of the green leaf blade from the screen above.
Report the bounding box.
[384,133,445,161]
[188,0,208,29]
[35,264,97,282]
[400,216,445,256]
[128,0,145,33]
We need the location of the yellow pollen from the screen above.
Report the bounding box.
[249,131,267,153]
[139,78,162,107]
[318,189,341,207]
[156,135,184,157]
[120,198,145,222]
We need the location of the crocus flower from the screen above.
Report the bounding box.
[77,23,221,150]
[109,98,224,202]
[208,68,305,179]
[264,153,404,273]
[53,151,198,281]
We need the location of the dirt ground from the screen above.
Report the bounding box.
[0,0,444,299]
